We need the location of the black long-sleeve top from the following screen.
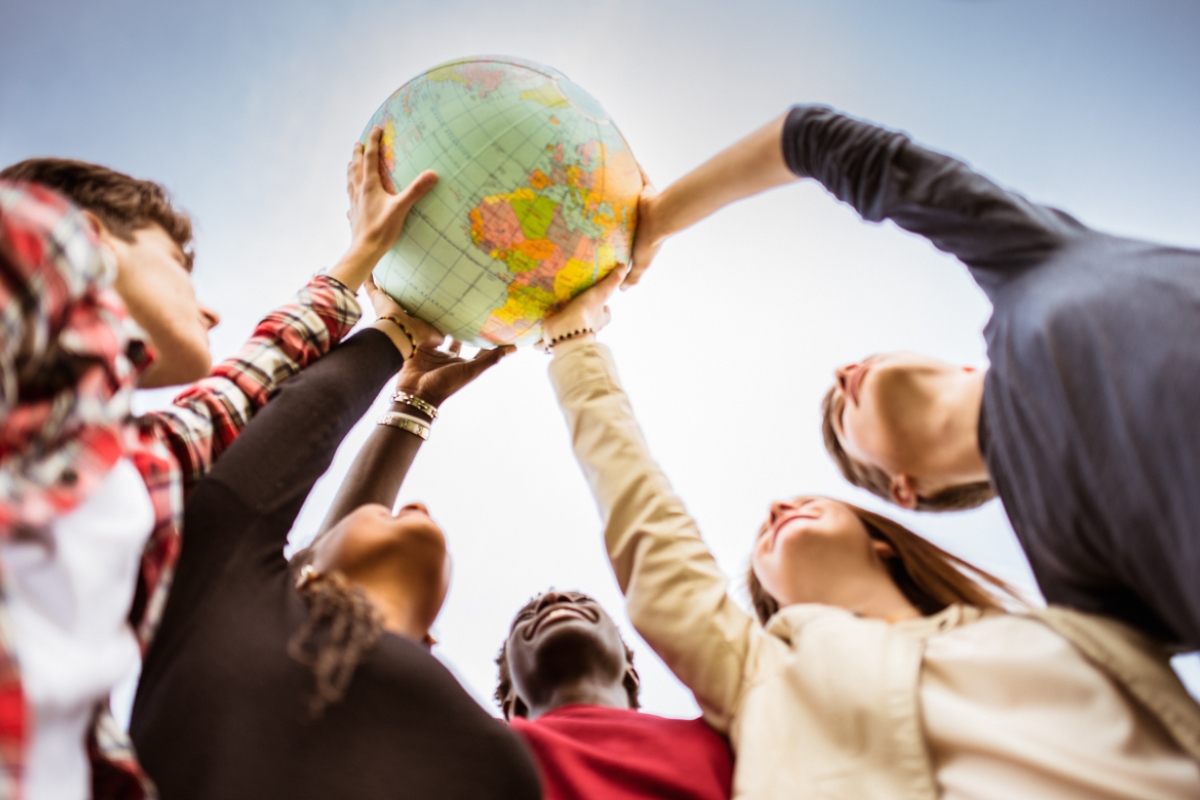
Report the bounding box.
[130,328,541,800]
[783,105,1200,649]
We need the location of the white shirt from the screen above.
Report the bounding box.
[0,458,154,800]
[922,614,1200,800]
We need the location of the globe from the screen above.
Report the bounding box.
[362,56,642,347]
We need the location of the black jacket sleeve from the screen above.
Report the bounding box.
[158,328,404,633]
[782,105,1080,276]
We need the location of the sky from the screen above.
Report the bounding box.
[3,0,1199,720]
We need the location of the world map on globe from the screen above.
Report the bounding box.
[363,56,643,347]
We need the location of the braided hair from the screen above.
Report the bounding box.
[287,550,383,717]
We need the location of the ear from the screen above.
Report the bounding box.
[871,539,898,560]
[889,473,919,510]
[622,664,641,708]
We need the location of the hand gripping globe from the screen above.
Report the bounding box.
[362,56,643,347]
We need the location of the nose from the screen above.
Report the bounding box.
[199,304,221,331]
[834,363,855,394]
[535,591,571,613]
[769,499,799,525]
[399,502,429,516]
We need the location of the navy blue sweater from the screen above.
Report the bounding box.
[784,105,1200,649]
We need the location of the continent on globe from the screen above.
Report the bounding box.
[362,56,642,347]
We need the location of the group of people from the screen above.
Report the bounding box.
[2,101,1199,800]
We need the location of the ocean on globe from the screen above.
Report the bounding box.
[362,56,642,347]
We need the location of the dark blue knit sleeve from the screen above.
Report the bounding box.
[782,105,1080,278]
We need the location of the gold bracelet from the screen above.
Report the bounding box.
[377,411,430,440]
[381,315,417,356]
[391,391,439,420]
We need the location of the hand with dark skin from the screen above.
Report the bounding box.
[317,334,514,536]
[502,591,638,720]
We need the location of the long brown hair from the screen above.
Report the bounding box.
[747,500,1019,625]
[286,549,383,718]
[820,385,996,511]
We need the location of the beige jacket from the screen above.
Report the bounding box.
[549,342,1200,800]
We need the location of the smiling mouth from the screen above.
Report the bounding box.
[770,512,818,545]
[528,604,597,639]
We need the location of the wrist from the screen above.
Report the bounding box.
[328,242,386,290]
[642,188,681,241]
[549,331,595,356]
[370,319,414,360]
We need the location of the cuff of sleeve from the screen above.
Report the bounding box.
[548,341,623,401]
[305,274,363,343]
[781,104,830,179]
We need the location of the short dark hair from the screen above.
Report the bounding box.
[747,499,1020,625]
[820,384,997,512]
[0,158,194,267]
[494,591,640,720]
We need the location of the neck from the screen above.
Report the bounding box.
[810,570,920,622]
[359,582,427,643]
[526,678,631,721]
[919,368,989,490]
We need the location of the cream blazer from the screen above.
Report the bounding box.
[549,342,1200,800]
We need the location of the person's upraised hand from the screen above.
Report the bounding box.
[396,340,515,409]
[331,126,438,292]
[540,263,631,351]
[623,164,660,289]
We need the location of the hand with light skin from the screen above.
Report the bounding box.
[327,125,438,294]
[364,277,443,360]
[621,114,797,288]
[540,264,630,356]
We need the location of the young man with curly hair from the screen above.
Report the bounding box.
[496,590,733,800]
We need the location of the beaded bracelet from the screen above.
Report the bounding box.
[377,411,430,440]
[546,327,595,352]
[392,391,439,420]
[381,315,417,356]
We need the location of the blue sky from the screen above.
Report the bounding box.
[4,0,1199,715]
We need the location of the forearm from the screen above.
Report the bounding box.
[782,104,1069,268]
[209,328,405,517]
[549,342,753,727]
[648,113,795,241]
[317,392,428,534]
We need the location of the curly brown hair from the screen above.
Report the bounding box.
[820,384,996,512]
[0,158,194,268]
[494,591,640,721]
[286,548,383,718]
[747,500,1019,625]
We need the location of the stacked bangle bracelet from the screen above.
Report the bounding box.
[546,327,594,352]
[377,411,430,440]
[392,391,439,420]
[380,315,417,356]
[377,391,439,440]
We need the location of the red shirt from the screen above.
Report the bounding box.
[511,705,733,800]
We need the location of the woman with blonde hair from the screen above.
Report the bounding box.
[539,266,1200,800]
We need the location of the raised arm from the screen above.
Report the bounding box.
[781,105,1075,275]
[318,284,514,535]
[630,105,1078,289]
[147,127,438,489]
[542,270,758,732]
[626,114,796,286]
